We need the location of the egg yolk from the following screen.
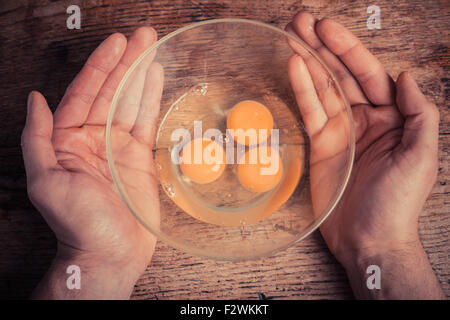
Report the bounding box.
[227,100,274,146]
[179,138,226,184]
[237,146,283,193]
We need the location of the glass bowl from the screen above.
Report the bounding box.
[106,19,355,261]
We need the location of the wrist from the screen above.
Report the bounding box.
[341,238,445,299]
[337,231,422,271]
[59,243,146,295]
[340,238,428,299]
[32,243,146,299]
[342,238,422,272]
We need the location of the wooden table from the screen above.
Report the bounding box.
[0,0,448,299]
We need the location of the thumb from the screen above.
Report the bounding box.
[21,91,58,182]
[395,72,440,154]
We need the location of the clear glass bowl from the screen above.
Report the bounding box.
[106,19,355,261]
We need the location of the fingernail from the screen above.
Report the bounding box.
[27,91,34,113]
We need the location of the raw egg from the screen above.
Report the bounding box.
[227,100,274,146]
[237,146,283,192]
[179,138,226,184]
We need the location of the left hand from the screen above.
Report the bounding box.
[21,27,164,298]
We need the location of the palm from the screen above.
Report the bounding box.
[319,102,404,255]
[286,13,437,262]
[49,123,158,261]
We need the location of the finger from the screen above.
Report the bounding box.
[130,62,164,146]
[286,23,345,118]
[396,72,440,153]
[54,33,127,129]
[315,18,395,106]
[112,49,156,131]
[288,54,328,136]
[86,27,157,125]
[21,91,58,181]
[288,12,370,106]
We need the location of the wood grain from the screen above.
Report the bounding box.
[0,0,448,299]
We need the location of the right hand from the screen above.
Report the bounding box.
[286,12,440,265]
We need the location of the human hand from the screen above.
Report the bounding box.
[21,27,164,299]
[286,12,444,298]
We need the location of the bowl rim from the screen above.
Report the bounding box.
[105,18,355,261]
